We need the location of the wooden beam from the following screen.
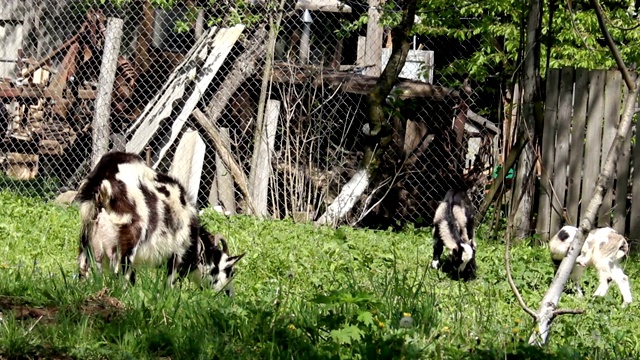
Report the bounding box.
[0,87,96,99]
[270,64,459,100]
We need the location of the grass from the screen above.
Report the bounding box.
[1,190,640,359]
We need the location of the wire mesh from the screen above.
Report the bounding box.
[0,0,503,229]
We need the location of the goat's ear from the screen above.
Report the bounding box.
[224,253,245,269]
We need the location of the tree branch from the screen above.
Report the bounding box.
[505,229,538,319]
[590,0,635,90]
[552,308,585,317]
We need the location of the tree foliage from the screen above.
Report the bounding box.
[366,0,640,85]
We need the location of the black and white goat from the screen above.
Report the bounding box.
[549,225,632,305]
[431,189,477,279]
[76,151,245,293]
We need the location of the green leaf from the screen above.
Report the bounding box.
[356,311,375,327]
[330,325,364,345]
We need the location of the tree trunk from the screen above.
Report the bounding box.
[511,0,542,239]
[529,78,639,345]
[315,0,417,226]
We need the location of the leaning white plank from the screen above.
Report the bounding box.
[127,26,218,135]
[125,30,214,151]
[169,128,206,202]
[315,169,370,227]
[152,25,245,168]
[127,24,245,165]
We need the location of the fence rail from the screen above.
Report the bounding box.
[536,67,640,243]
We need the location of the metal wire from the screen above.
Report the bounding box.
[0,0,501,229]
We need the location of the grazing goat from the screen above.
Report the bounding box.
[549,225,632,305]
[76,151,245,293]
[431,189,477,279]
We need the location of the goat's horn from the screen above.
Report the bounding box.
[216,234,229,254]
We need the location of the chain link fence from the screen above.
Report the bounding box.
[0,0,505,229]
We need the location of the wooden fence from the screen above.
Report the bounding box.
[536,67,640,244]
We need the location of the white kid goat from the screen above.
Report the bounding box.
[549,225,632,305]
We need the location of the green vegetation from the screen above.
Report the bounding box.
[0,190,639,359]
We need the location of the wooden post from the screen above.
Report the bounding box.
[356,36,366,67]
[208,175,219,207]
[300,9,312,64]
[169,128,206,202]
[216,127,236,215]
[363,0,383,77]
[248,100,280,217]
[91,17,124,167]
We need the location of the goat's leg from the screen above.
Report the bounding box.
[610,264,633,305]
[593,267,612,297]
[431,229,444,269]
[77,247,91,279]
[166,254,182,288]
[119,252,137,285]
[569,264,586,297]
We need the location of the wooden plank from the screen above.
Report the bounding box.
[248,99,280,217]
[151,25,245,168]
[580,70,605,222]
[169,128,206,203]
[565,68,589,225]
[598,70,622,227]
[127,25,245,165]
[216,127,235,215]
[613,73,637,233]
[0,88,96,99]
[535,69,560,240]
[126,25,219,136]
[549,66,574,236]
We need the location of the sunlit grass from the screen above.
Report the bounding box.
[0,190,639,359]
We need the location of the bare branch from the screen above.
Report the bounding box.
[505,231,538,319]
[552,308,585,317]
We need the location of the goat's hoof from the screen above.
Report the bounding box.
[431,260,440,269]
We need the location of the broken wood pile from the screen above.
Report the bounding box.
[0,9,138,180]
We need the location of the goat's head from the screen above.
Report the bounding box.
[196,231,245,295]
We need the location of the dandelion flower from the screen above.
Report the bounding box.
[399,316,414,328]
